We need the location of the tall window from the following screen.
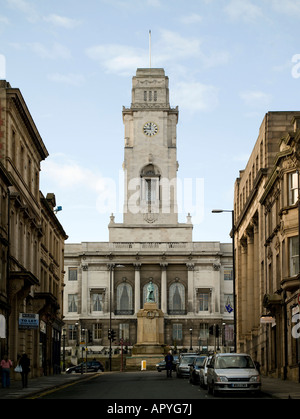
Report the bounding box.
[92,293,103,312]
[119,323,130,340]
[68,324,77,341]
[199,323,209,340]
[172,324,182,341]
[94,324,102,340]
[68,268,78,281]
[117,283,133,314]
[289,236,299,276]
[140,164,160,212]
[169,282,185,313]
[68,294,78,313]
[224,268,233,281]
[199,292,209,311]
[289,172,298,205]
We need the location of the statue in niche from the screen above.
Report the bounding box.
[146,279,155,303]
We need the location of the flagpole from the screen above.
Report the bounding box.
[149,30,151,69]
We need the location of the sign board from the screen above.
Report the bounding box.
[225,303,233,313]
[19,313,39,330]
[0,314,5,338]
[260,315,275,325]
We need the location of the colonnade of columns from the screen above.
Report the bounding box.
[132,262,194,314]
[237,216,260,340]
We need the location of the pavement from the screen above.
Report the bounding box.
[0,372,300,399]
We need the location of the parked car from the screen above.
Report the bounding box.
[66,361,104,374]
[176,354,198,378]
[199,355,212,389]
[207,353,261,396]
[156,356,178,372]
[189,355,207,384]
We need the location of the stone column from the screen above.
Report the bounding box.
[186,263,195,313]
[246,228,254,333]
[160,263,168,313]
[252,218,259,329]
[107,263,115,313]
[81,263,88,315]
[134,263,141,313]
[240,237,247,336]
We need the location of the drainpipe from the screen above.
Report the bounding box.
[298,170,300,382]
[5,186,10,355]
[283,290,288,380]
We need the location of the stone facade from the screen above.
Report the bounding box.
[0,80,67,377]
[234,111,300,381]
[63,69,234,358]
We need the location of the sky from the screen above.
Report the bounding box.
[1,0,300,244]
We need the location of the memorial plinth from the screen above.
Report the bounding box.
[126,302,167,369]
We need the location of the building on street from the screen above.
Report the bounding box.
[0,80,68,377]
[63,68,234,361]
[234,111,300,382]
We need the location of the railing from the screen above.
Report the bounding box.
[115,310,134,315]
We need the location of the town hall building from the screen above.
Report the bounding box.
[63,69,233,359]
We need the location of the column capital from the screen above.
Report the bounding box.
[186,262,195,271]
[133,263,142,270]
[160,262,168,269]
[107,263,115,271]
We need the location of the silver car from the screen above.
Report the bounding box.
[207,353,261,395]
[176,355,197,378]
[199,355,212,388]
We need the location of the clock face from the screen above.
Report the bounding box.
[143,122,158,137]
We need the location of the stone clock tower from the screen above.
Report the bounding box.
[109,68,193,243]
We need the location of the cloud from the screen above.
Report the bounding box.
[28,42,71,60]
[180,13,203,25]
[269,0,300,17]
[224,0,262,22]
[0,15,10,25]
[86,30,229,76]
[41,155,118,214]
[44,14,81,29]
[239,90,272,108]
[47,73,85,86]
[172,82,219,112]
[86,44,148,76]
[5,0,39,22]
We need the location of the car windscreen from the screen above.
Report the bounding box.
[195,357,206,366]
[215,355,255,369]
[181,356,196,364]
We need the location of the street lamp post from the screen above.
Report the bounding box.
[212,209,237,352]
[189,328,193,351]
[62,328,66,372]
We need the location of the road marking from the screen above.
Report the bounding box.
[26,374,99,399]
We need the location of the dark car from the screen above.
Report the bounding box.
[66,361,104,374]
[156,356,178,372]
[189,355,207,384]
[176,355,198,378]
